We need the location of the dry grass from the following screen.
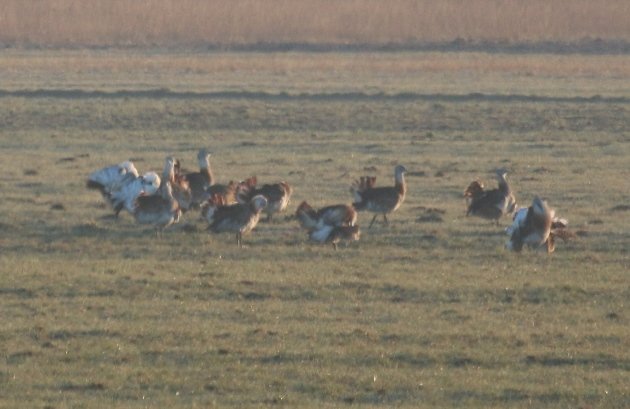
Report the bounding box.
[1,0,630,48]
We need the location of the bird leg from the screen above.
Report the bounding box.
[383,213,389,226]
[236,232,242,248]
[368,214,379,229]
[332,242,338,251]
[114,205,123,218]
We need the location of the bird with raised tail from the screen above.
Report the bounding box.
[351,165,407,228]
[110,155,184,216]
[87,160,138,199]
[505,196,572,253]
[87,160,156,216]
[108,171,161,216]
[202,194,268,247]
[464,169,517,224]
[296,201,360,249]
[236,176,292,222]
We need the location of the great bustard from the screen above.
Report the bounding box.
[505,197,572,253]
[464,169,517,224]
[202,193,268,247]
[296,201,360,249]
[236,176,292,222]
[133,157,181,237]
[351,165,407,228]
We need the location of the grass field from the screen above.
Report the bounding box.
[1,50,629,408]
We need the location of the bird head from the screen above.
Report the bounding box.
[251,195,268,212]
[395,165,408,175]
[197,149,212,168]
[495,168,508,180]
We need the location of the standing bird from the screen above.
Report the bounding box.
[176,149,238,207]
[296,201,360,249]
[351,165,407,228]
[165,156,193,212]
[237,176,292,222]
[464,169,517,224]
[202,194,268,247]
[133,157,181,237]
[175,149,214,208]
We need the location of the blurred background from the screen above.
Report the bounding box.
[2,0,629,50]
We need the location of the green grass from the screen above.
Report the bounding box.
[0,51,629,408]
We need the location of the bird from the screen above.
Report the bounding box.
[108,171,161,216]
[296,201,357,230]
[174,149,214,208]
[175,149,239,207]
[205,180,239,205]
[87,160,147,216]
[464,169,517,224]
[133,157,181,236]
[164,156,193,212]
[86,160,138,199]
[308,224,361,250]
[236,176,292,222]
[351,165,407,228]
[547,216,575,253]
[505,196,570,253]
[202,193,268,247]
[108,155,181,217]
[296,201,359,249]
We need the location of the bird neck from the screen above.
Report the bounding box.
[161,182,173,200]
[395,172,406,196]
[497,173,510,193]
[200,160,214,185]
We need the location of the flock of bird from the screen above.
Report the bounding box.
[87,149,573,252]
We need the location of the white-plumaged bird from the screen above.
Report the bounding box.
[87,160,144,215]
[87,160,138,198]
[108,172,161,216]
[506,197,571,253]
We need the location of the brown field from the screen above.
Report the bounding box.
[2,0,630,48]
